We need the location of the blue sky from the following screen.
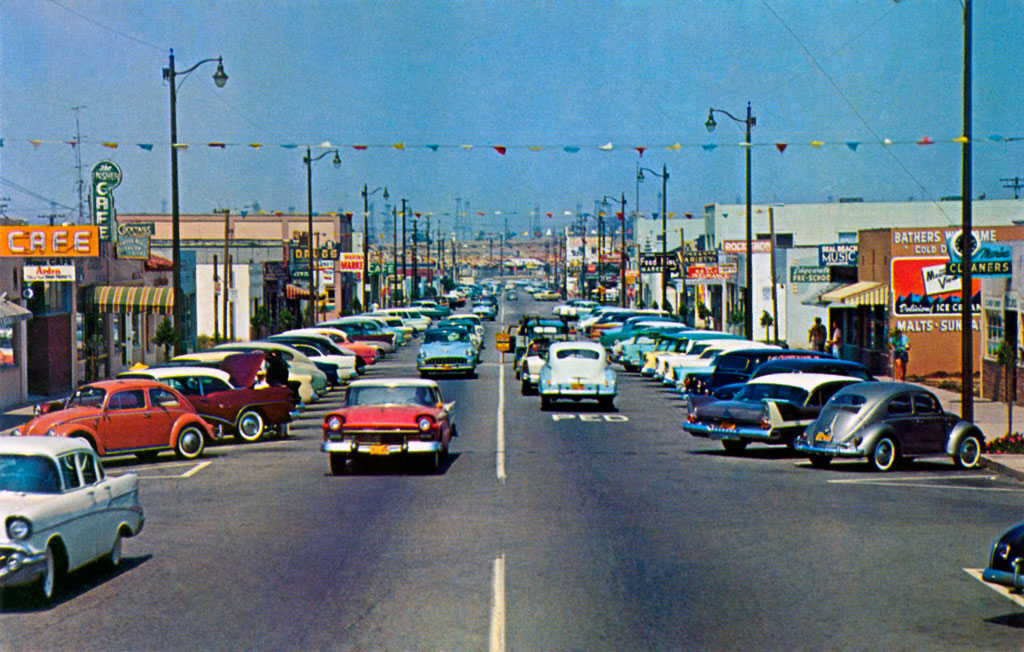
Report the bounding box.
[1,0,1021,237]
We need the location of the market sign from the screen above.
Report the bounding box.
[819,243,858,267]
[90,160,122,242]
[337,252,363,271]
[1,225,99,257]
[639,252,680,274]
[791,266,830,283]
[23,264,75,282]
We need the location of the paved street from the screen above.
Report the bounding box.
[3,297,1024,651]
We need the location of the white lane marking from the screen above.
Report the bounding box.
[136,460,211,479]
[497,362,506,482]
[490,555,506,652]
[827,474,1023,492]
[552,413,629,422]
[963,568,1024,608]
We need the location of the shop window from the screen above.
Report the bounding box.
[26,281,71,316]
[986,310,1004,360]
[0,326,16,369]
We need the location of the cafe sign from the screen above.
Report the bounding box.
[90,160,122,242]
[1,225,99,257]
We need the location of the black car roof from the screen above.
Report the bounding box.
[753,357,872,375]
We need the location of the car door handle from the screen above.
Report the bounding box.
[143,413,152,418]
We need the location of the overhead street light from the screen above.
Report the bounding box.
[706,102,755,340]
[165,49,228,354]
[303,146,340,326]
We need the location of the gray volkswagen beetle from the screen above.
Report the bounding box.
[793,381,984,471]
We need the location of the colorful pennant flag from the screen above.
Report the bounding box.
[917,136,934,145]
[598,142,613,151]
[102,142,118,149]
[493,146,507,155]
[846,141,859,151]
[138,144,154,151]
[775,143,788,153]
[635,147,645,157]
[392,142,405,150]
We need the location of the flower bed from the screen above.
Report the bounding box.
[985,433,1024,455]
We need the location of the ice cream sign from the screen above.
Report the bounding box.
[90,160,122,242]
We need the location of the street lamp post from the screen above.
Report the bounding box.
[165,49,228,354]
[638,165,669,312]
[303,145,340,326]
[361,184,388,309]
[706,103,756,340]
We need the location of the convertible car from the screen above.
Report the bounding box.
[320,379,455,474]
[538,341,616,410]
[14,378,214,461]
[416,327,478,378]
[119,361,294,442]
[0,437,144,603]
[793,381,984,471]
[683,373,864,454]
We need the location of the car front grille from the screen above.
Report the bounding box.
[345,429,415,445]
[425,356,469,365]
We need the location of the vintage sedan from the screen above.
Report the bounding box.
[518,337,555,395]
[538,341,616,410]
[471,301,498,321]
[0,437,144,603]
[981,521,1024,592]
[14,379,214,460]
[320,379,455,474]
[683,373,864,454]
[118,364,294,442]
[793,381,984,471]
[416,327,478,378]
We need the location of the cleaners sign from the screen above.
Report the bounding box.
[90,160,122,242]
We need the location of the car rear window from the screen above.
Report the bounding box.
[831,393,867,408]
[555,348,600,360]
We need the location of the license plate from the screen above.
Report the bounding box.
[815,432,830,442]
[570,383,585,390]
[441,365,452,370]
[721,422,736,430]
[368,444,390,455]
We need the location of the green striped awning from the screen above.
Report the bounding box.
[89,285,173,314]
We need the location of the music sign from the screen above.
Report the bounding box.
[819,244,858,267]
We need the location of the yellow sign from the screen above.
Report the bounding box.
[1,226,100,257]
[495,332,513,353]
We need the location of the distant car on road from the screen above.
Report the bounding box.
[539,341,616,410]
[0,437,144,603]
[793,382,984,471]
[417,327,478,378]
[321,379,455,474]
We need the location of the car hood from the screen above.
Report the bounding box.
[335,405,444,427]
[220,351,266,388]
[421,342,475,357]
[20,406,100,435]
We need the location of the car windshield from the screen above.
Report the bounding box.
[346,385,438,407]
[0,454,62,494]
[67,385,107,408]
[424,330,469,344]
[736,383,809,404]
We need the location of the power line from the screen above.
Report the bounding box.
[44,0,165,52]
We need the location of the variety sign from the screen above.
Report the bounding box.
[90,160,122,242]
[0,226,99,257]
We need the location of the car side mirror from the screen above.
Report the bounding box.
[443,401,455,413]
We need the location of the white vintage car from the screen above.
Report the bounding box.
[538,341,617,410]
[0,437,144,603]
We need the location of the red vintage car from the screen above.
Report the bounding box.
[118,354,295,442]
[13,378,214,461]
[320,378,455,475]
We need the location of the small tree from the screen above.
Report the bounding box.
[697,302,712,325]
[727,307,745,327]
[152,317,178,362]
[996,339,1017,436]
[277,307,298,332]
[760,310,774,342]
[250,304,271,339]
[351,297,363,314]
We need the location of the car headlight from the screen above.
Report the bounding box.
[417,350,427,358]
[6,517,31,541]
[417,416,434,432]
[997,543,1013,560]
[326,415,344,431]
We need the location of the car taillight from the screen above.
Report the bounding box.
[686,414,697,423]
[760,409,770,430]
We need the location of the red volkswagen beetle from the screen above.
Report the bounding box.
[13,379,214,461]
[321,378,455,475]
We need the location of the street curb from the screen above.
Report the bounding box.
[980,455,1024,483]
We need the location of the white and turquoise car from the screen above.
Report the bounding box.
[417,327,478,378]
[539,341,616,410]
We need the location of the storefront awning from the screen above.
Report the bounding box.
[0,296,32,327]
[819,281,889,307]
[285,284,312,300]
[89,285,173,314]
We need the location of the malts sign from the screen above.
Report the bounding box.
[0,226,100,257]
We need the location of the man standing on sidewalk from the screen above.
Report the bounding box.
[891,327,910,381]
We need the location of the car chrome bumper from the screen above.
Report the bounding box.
[683,422,777,441]
[321,439,442,455]
[792,439,863,458]
[417,363,475,373]
[982,567,1024,590]
[0,546,47,588]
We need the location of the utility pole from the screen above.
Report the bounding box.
[391,205,398,307]
[72,106,86,224]
[401,199,408,305]
[425,214,432,292]
[1001,176,1024,199]
[217,209,231,341]
[411,215,419,301]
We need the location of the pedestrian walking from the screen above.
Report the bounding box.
[808,317,827,352]
[828,322,843,358]
[891,327,910,381]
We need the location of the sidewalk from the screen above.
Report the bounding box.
[900,377,1024,482]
